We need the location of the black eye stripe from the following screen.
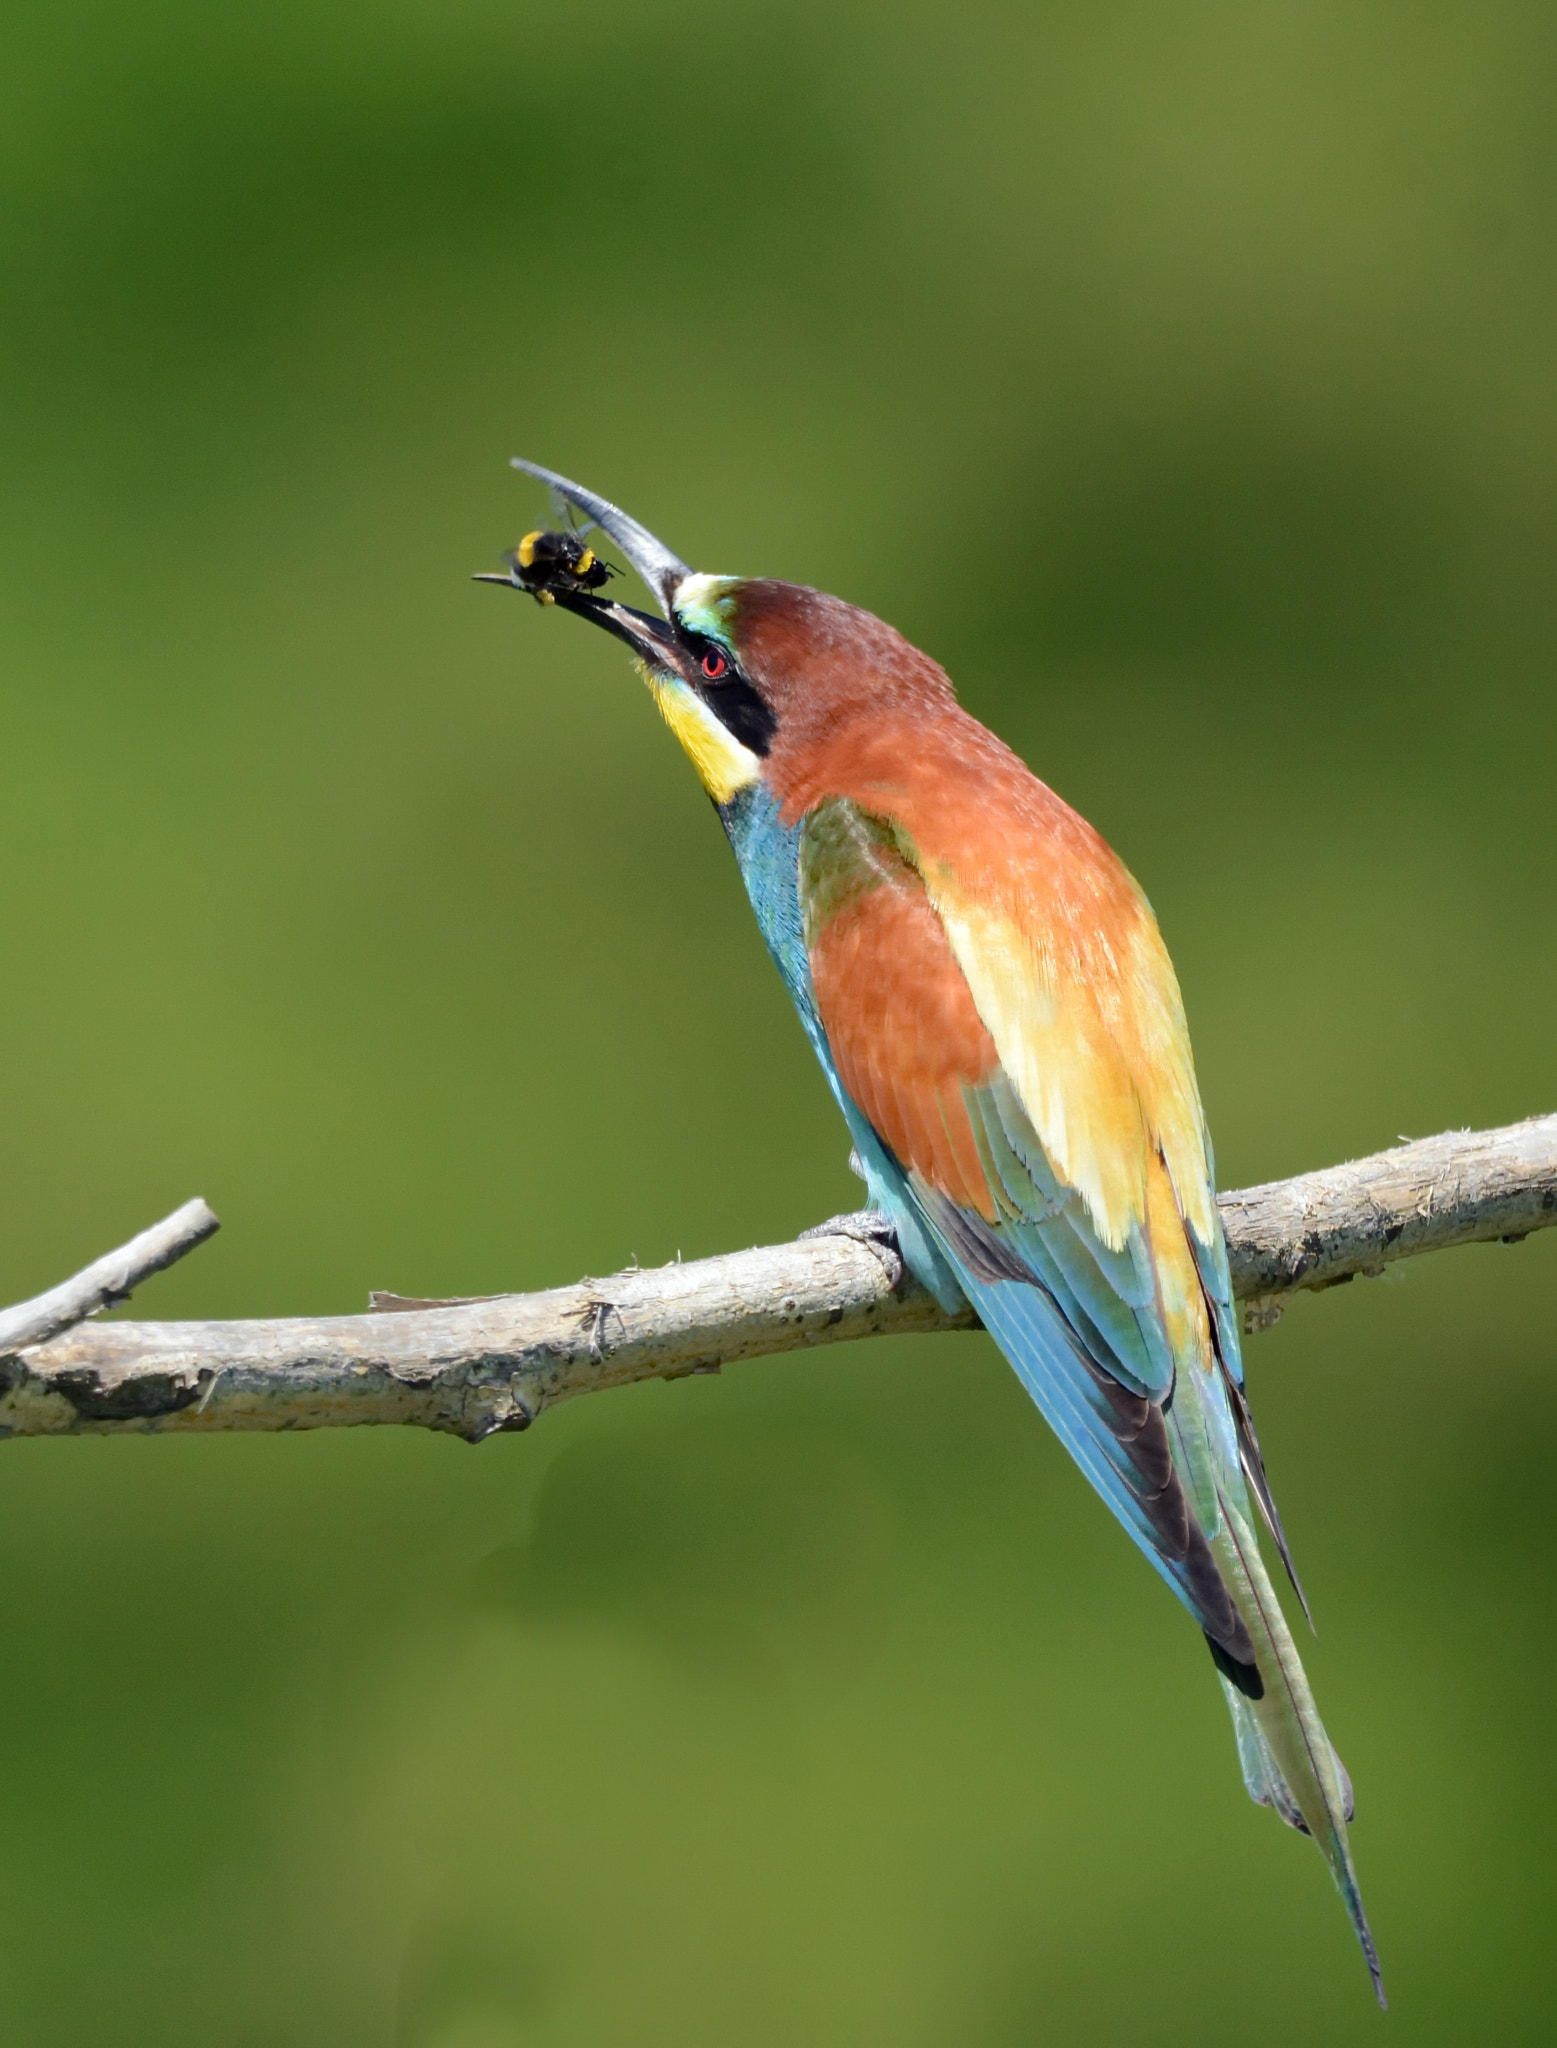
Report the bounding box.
[680,633,775,756]
[706,679,776,756]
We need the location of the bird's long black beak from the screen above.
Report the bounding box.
[508,458,691,618]
[475,459,694,663]
[494,581,680,661]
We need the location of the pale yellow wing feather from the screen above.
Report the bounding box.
[922,867,1218,1256]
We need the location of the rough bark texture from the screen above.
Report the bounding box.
[1223,1114,1557,1328]
[1,1116,1552,1443]
[0,1225,944,1443]
[0,1200,220,1354]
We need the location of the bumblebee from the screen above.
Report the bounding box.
[502,528,616,606]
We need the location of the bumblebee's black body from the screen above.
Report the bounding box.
[479,527,616,606]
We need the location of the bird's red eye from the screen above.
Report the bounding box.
[701,649,727,680]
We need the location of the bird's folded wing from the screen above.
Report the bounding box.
[798,794,1260,1641]
[798,794,1233,1378]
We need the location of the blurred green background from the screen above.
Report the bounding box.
[0,0,1553,2040]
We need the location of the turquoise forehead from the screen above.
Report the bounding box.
[671,573,742,643]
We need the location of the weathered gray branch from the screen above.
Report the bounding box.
[0,1198,220,1354]
[1223,1115,1557,1328]
[1,1116,1552,1443]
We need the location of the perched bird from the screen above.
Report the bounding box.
[482,459,1383,2002]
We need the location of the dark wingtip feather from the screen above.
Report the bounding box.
[1205,1631,1264,1700]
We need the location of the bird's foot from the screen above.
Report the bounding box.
[798,1209,904,1287]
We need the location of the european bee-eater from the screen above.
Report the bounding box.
[482,459,1383,2002]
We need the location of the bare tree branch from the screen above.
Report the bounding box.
[1,1117,1551,1443]
[1223,1114,1557,1328]
[0,1199,220,1355]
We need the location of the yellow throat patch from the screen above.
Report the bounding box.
[641,667,761,805]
